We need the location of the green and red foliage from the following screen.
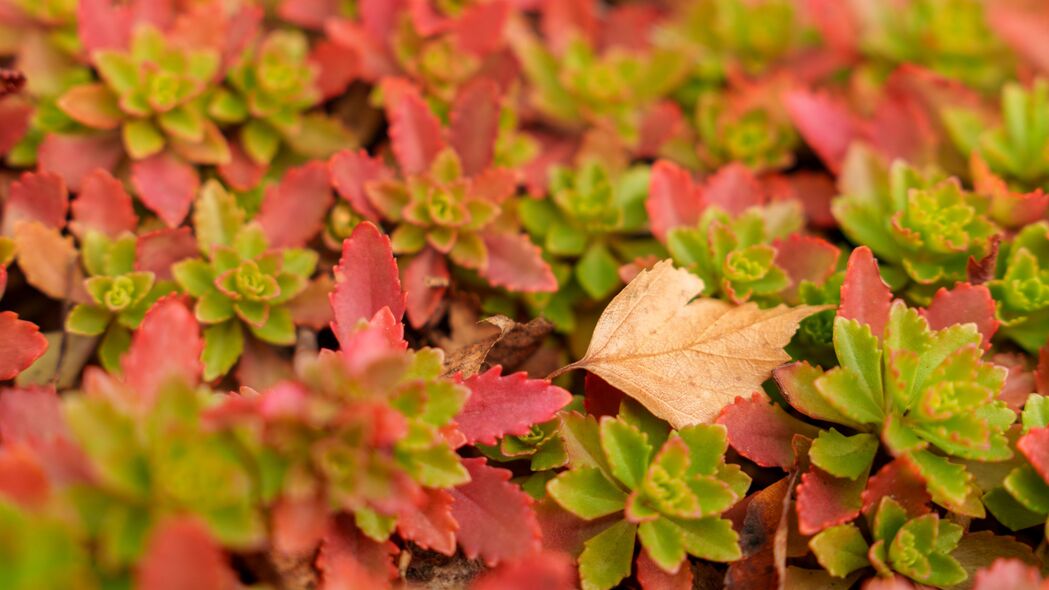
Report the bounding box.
[0,1,1048,588]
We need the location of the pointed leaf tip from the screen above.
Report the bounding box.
[456,367,572,445]
[330,222,405,347]
[838,246,891,337]
[123,297,203,398]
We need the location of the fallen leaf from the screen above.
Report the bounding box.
[554,260,825,427]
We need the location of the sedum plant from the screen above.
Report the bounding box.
[988,222,1049,352]
[981,395,1049,535]
[833,146,999,302]
[547,408,749,590]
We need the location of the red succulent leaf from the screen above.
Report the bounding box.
[795,465,865,535]
[403,247,449,329]
[1037,345,1049,397]
[455,366,572,446]
[337,308,408,375]
[0,444,50,508]
[862,576,920,590]
[256,161,334,249]
[861,458,931,517]
[772,234,840,303]
[764,171,837,228]
[862,90,938,168]
[646,160,703,242]
[785,89,859,174]
[2,171,68,235]
[135,227,198,281]
[0,312,48,380]
[329,149,390,221]
[972,154,1049,228]
[131,152,200,228]
[1017,428,1049,483]
[0,265,6,300]
[452,1,510,55]
[217,140,266,192]
[480,231,557,292]
[638,548,694,589]
[0,386,86,485]
[311,39,360,100]
[383,78,446,175]
[921,283,999,349]
[272,494,329,556]
[278,0,340,29]
[584,372,625,418]
[77,0,133,54]
[70,168,138,238]
[703,163,765,216]
[470,167,517,204]
[317,514,398,590]
[0,98,31,156]
[804,0,859,55]
[988,2,1049,76]
[541,0,597,53]
[122,297,202,400]
[638,101,686,158]
[360,0,404,40]
[471,551,576,590]
[716,393,820,470]
[602,4,663,51]
[724,476,793,590]
[449,458,542,565]
[289,275,335,331]
[37,132,123,191]
[136,518,234,590]
[993,352,1036,412]
[408,0,450,36]
[330,222,405,346]
[450,79,501,177]
[838,246,892,338]
[972,559,1045,590]
[397,488,458,555]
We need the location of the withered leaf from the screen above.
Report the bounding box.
[555,260,826,427]
[441,314,553,378]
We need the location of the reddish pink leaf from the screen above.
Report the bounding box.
[702,163,764,216]
[2,171,68,235]
[472,551,576,590]
[136,518,234,590]
[863,576,920,590]
[37,132,123,192]
[638,101,686,158]
[122,297,202,400]
[637,548,693,589]
[403,247,449,329]
[77,0,132,54]
[256,161,334,249]
[995,352,1036,412]
[795,465,865,535]
[972,154,1049,228]
[922,283,998,349]
[70,168,138,238]
[773,234,840,303]
[337,308,408,375]
[330,221,405,346]
[278,0,339,29]
[311,39,360,100]
[646,160,703,242]
[989,2,1049,76]
[1017,428,1049,483]
[716,393,819,469]
[861,458,931,518]
[480,231,557,292]
[1037,345,1049,397]
[452,1,509,55]
[0,386,68,446]
[135,227,198,281]
[131,152,200,228]
[602,4,663,51]
[864,91,938,168]
[397,488,458,555]
[450,79,501,177]
[288,275,335,331]
[235,337,295,392]
[0,444,50,508]
[0,98,31,156]
[535,497,618,557]
[217,140,266,192]
[764,171,837,228]
[329,149,389,221]
[838,246,892,337]
[0,265,6,300]
[408,0,449,36]
[317,514,398,590]
[455,367,572,445]
[972,559,1045,590]
[0,313,48,380]
[449,458,542,565]
[584,373,625,418]
[384,78,446,175]
[541,0,597,53]
[785,89,859,174]
[470,167,517,204]
[272,494,328,556]
[360,0,404,40]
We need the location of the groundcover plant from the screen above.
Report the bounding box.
[2,0,1049,588]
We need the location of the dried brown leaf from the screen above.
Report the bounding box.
[555,260,826,427]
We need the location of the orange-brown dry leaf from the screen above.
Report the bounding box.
[559,260,826,428]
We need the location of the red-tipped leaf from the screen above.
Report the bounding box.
[256,161,334,249]
[455,367,572,446]
[838,246,892,337]
[449,458,542,565]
